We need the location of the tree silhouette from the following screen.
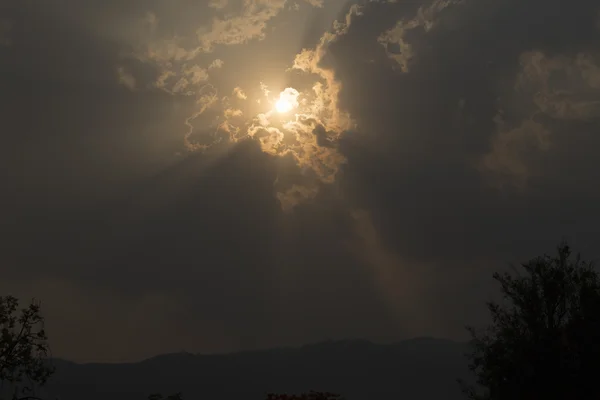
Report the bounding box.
[147,393,183,400]
[0,296,54,400]
[147,392,342,400]
[265,391,343,400]
[460,242,600,400]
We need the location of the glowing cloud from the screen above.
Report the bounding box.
[378,0,464,72]
[209,59,225,69]
[116,67,136,90]
[233,87,247,100]
[290,4,361,132]
[123,2,365,211]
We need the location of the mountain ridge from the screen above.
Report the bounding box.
[52,337,465,365]
[44,337,471,400]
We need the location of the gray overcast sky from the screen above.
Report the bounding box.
[1,0,600,362]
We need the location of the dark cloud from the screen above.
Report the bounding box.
[1,0,600,363]
[328,0,600,263]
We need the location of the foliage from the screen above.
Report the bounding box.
[147,393,183,400]
[0,296,54,400]
[266,391,343,400]
[460,242,600,400]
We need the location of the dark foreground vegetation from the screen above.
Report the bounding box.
[1,242,598,400]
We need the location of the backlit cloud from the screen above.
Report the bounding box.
[480,49,600,188]
[209,0,229,10]
[378,0,464,72]
[124,2,367,211]
[517,51,600,120]
[196,0,288,52]
[233,87,248,100]
[209,58,225,69]
[291,4,362,132]
[480,117,551,189]
[224,108,244,118]
[304,0,324,8]
[117,66,136,90]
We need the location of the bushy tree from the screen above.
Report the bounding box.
[460,242,600,400]
[0,296,54,400]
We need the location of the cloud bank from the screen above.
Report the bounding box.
[2,0,600,362]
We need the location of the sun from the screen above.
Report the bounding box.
[275,98,293,113]
[274,88,300,114]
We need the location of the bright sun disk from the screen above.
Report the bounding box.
[274,88,300,114]
[275,98,293,113]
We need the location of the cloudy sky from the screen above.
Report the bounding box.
[1,0,600,362]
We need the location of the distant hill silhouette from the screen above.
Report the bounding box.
[44,338,470,400]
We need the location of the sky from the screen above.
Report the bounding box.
[1,0,600,363]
